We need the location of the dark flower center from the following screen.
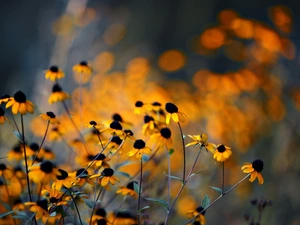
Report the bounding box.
[135,101,143,107]
[14,166,23,173]
[46,111,56,118]
[49,66,59,72]
[37,199,48,211]
[14,198,22,205]
[144,115,154,123]
[115,211,134,218]
[165,102,178,113]
[126,181,138,190]
[124,129,134,137]
[97,219,107,225]
[152,102,161,107]
[44,147,52,153]
[111,136,123,145]
[196,206,206,215]
[89,120,97,126]
[102,168,114,176]
[95,154,107,161]
[80,61,88,66]
[134,139,146,149]
[40,161,54,173]
[0,107,4,116]
[95,208,107,217]
[0,163,7,171]
[13,146,22,153]
[110,120,122,130]
[50,197,59,203]
[112,113,123,122]
[14,91,26,103]
[29,143,40,151]
[76,168,88,177]
[52,84,63,93]
[160,128,171,139]
[0,94,10,99]
[217,145,226,153]
[57,169,68,180]
[252,159,264,172]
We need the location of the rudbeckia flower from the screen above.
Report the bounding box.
[86,120,102,129]
[52,168,76,190]
[165,102,186,124]
[45,65,65,81]
[107,211,137,225]
[186,133,216,153]
[0,94,10,104]
[7,143,23,161]
[127,139,151,159]
[187,206,206,225]
[91,168,120,186]
[241,159,264,185]
[29,161,58,184]
[134,101,145,115]
[142,115,156,136]
[116,181,138,198]
[73,61,93,74]
[41,187,69,208]
[123,129,135,140]
[88,153,110,168]
[101,120,124,137]
[5,91,35,115]
[0,107,9,124]
[48,83,70,104]
[150,127,172,149]
[151,101,163,112]
[25,199,49,222]
[0,163,13,179]
[213,144,232,162]
[40,111,60,125]
[89,208,107,225]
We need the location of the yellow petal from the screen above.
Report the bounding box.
[12,102,19,114]
[166,114,171,124]
[257,173,264,185]
[172,113,179,123]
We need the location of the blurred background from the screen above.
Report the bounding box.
[1,0,300,224]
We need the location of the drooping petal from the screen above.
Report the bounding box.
[249,171,257,182]
[12,102,19,114]
[257,173,264,185]
[166,114,171,124]
[172,113,179,123]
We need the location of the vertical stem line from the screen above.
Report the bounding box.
[68,189,83,225]
[137,158,143,224]
[177,122,186,181]
[222,161,225,194]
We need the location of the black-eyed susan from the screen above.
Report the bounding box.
[73,61,93,74]
[52,168,76,190]
[42,187,69,208]
[89,208,107,225]
[107,211,137,225]
[142,115,155,136]
[25,199,49,222]
[0,107,9,124]
[88,153,110,168]
[29,161,58,184]
[27,142,40,157]
[213,144,232,162]
[150,127,172,149]
[186,133,216,153]
[127,139,151,159]
[151,101,163,112]
[116,181,138,198]
[187,206,206,225]
[134,101,145,115]
[91,168,120,186]
[5,91,35,115]
[70,168,93,187]
[12,198,25,211]
[7,143,23,161]
[40,111,60,125]
[86,120,102,129]
[0,94,10,104]
[123,129,135,140]
[165,102,186,124]
[241,159,264,185]
[42,147,55,160]
[48,83,70,104]
[48,125,65,141]
[0,163,13,179]
[101,120,124,137]
[45,65,65,81]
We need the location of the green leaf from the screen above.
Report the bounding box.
[190,169,203,177]
[12,212,31,220]
[144,197,169,210]
[13,130,23,142]
[168,149,174,155]
[138,205,150,213]
[133,182,140,194]
[163,171,183,183]
[84,199,94,209]
[115,171,130,178]
[209,186,223,195]
[0,211,14,218]
[201,194,210,208]
[115,161,137,170]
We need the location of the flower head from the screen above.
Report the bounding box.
[150,127,172,149]
[0,107,9,124]
[142,115,156,136]
[127,139,151,159]
[116,181,138,199]
[29,161,58,184]
[40,111,60,124]
[213,144,232,162]
[5,91,35,115]
[52,168,76,190]
[91,168,120,186]
[165,102,186,124]
[101,120,124,137]
[241,159,264,185]
[0,94,10,104]
[186,133,216,153]
[73,61,93,74]
[48,84,70,104]
[187,206,206,225]
[45,65,65,81]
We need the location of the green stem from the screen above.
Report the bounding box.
[68,188,83,225]
[90,186,104,225]
[222,161,225,194]
[137,157,143,224]
[177,122,186,181]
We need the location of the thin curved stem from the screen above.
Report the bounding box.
[89,186,104,225]
[177,122,186,181]
[68,188,83,225]
[222,161,225,194]
[137,157,143,224]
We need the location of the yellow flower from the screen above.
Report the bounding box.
[127,139,151,159]
[142,115,156,136]
[86,120,103,129]
[40,111,60,124]
[101,120,124,137]
[29,161,58,184]
[24,199,49,222]
[187,206,206,225]
[0,107,9,124]
[52,168,76,190]
[5,91,35,115]
[150,127,172,149]
[45,65,65,81]
[90,168,120,186]
[73,61,92,74]
[213,144,232,162]
[0,94,10,104]
[89,208,107,225]
[241,159,264,185]
[116,181,138,199]
[134,101,151,115]
[165,102,186,124]
[48,83,70,104]
[107,211,137,225]
[186,133,216,153]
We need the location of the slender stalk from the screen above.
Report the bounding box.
[164,147,202,225]
[222,161,225,194]
[177,122,186,181]
[166,147,171,207]
[93,126,104,149]
[183,174,251,225]
[31,121,50,166]
[79,72,83,131]
[21,115,37,225]
[89,186,104,225]
[68,188,83,225]
[137,157,143,224]
[10,111,21,136]
[111,196,127,225]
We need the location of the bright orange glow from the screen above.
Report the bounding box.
[200,27,226,49]
[219,9,239,26]
[231,18,254,39]
[52,15,73,36]
[269,5,292,33]
[93,52,115,73]
[158,50,186,72]
[103,23,126,46]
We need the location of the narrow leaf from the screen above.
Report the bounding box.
[115,171,130,178]
[133,182,140,194]
[84,199,94,209]
[138,205,150,213]
[13,130,23,142]
[201,194,210,208]
[209,186,222,195]
[190,169,203,177]
[168,149,174,155]
[0,211,14,218]
[144,197,169,210]
[163,171,183,183]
